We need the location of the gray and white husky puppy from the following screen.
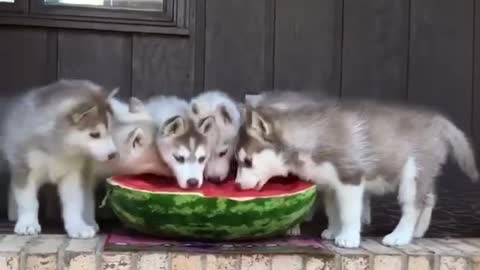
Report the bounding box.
[2,79,118,238]
[190,90,242,182]
[244,90,373,230]
[7,95,170,223]
[248,91,439,236]
[146,96,218,189]
[235,95,478,248]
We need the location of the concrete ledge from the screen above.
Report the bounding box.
[1,234,480,270]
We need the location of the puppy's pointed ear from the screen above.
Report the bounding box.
[127,127,145,150]
[245,93,263,107]
[129,97,146,114]
[161,116,185,137]
[71,105,99,124]
[237,103,247,124]
[217,105,232,125]
[247,109,271,138]
[191,102,199,115]
[107,87,120,100]
[198,116,216,135]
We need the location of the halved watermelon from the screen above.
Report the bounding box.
[106,175,316,241]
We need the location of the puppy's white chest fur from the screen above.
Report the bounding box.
[27,150,84,183]
[296,153,341,188]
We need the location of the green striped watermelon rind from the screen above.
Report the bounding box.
[107,178,317,241]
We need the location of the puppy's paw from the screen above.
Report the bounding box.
[321,228,337,240]
[334,231,360,248]
[361,212,371,225]
[286,225,301,236]
[15,218,41,235]
[92,222,100,233]
[382,231,412,246]
[85,217,100,233]
[65,222,97,239]
[413,225,428,238]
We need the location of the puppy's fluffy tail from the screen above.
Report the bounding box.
[437,116,479,182]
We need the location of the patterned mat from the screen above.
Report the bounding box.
[105,232,329,255]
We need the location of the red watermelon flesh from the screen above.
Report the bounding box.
[111,174,313,199]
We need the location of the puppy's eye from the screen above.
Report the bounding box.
[174,155,185,163]
[198,156,205,163]
[218,150,228,157]
[89,132,100,139]
[244,158,252,168]
[132,137,141,148]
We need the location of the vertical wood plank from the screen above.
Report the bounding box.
[0,27,53,220]
[132,35,193,99]
[46,30,59,83]
[0,27,52,94]
[473,0,480,164]
[408,0,473,132]
[408,0,475,192]
[204,0,270,98]
[274,0,342,96]
[341,0,409,100]
[192,0,206,92]
[58,30,132,97]
[264,0,275,92]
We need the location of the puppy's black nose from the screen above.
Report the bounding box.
[107,152,118,160]
[235,182,242,190]
[187,178,199,188]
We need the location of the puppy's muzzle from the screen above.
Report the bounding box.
[186,178,199,188]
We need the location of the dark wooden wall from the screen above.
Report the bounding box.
[0,0,479,236]
[2,0,477,134]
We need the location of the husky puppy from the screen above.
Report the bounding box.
[235,97,478,248]
[7,95,169,223]
[190,91,242,182]
[245,90,373,230]
[2,80,118,238]
[7,96,172,223]
[146,96,218,189]
[94,97,171,177]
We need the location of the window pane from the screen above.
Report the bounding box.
[0,0,15,3]
[44,0,163,11]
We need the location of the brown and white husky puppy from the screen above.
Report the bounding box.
[2,79,118,238]
[235,93,478,247]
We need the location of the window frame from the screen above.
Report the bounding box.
[31,0,171,23]
[0,0,26,13]
[0,0,189,34]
